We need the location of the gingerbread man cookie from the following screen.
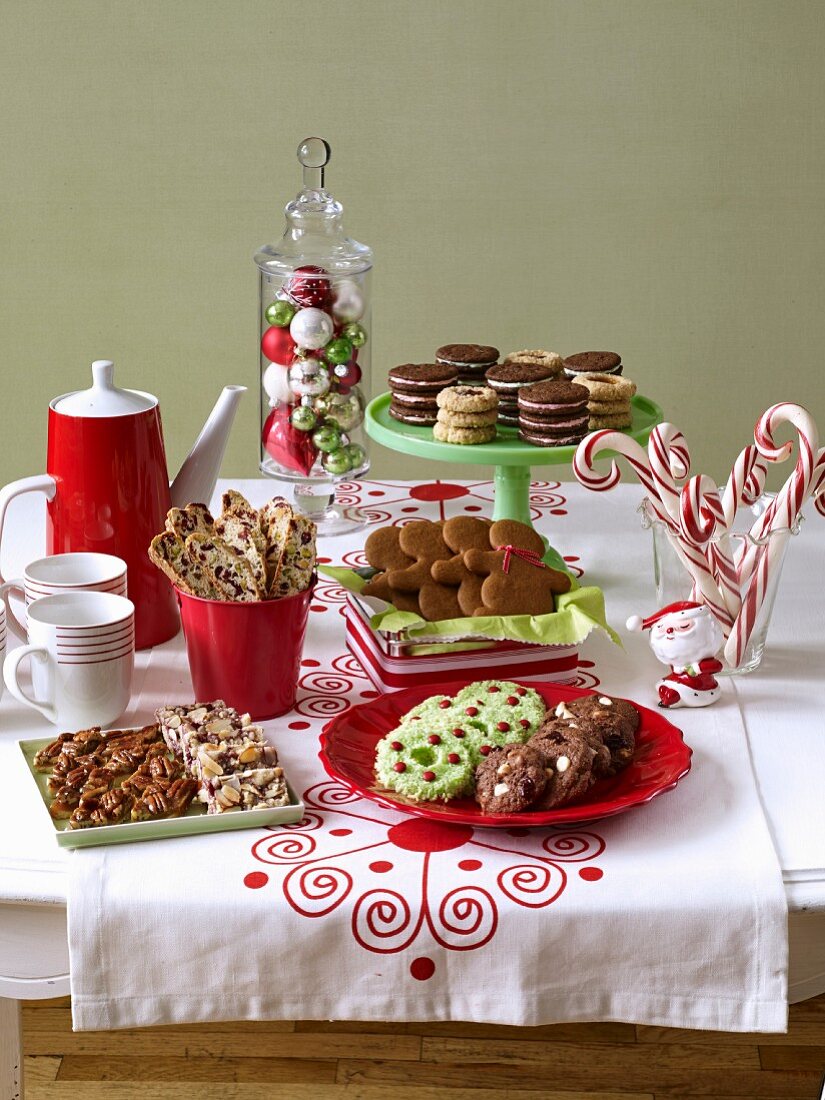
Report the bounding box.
[387,521,462,622]
[464,520,571,617]
[430,516,493,616]
[361,526,422,616]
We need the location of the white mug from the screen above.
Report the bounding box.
[0,552,127,640]
[4,591,134,728]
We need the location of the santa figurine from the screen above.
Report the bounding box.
[626,601,724,709]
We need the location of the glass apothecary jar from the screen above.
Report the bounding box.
[255,137,373,534]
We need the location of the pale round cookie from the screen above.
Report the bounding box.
[588,412,632,430]
[436,408,498,428]
[433,422,497,445]
[586,400,631,416]
[573,373,637,401]
[436,385,498,413]
[504,350,564,376]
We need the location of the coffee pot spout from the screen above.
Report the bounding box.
[169,385,246,508]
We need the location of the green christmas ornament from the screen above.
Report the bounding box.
[320,390,364,432]
[324,336,353,365]
[312,423,342,453]
[344,442,367,470]
[290,404,317,432]
[265,300,296,327]
[342,322,367,349]
[323,447,352,476]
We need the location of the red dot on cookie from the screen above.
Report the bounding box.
[487,685,500,693]
[465,706,479,717]
[517,687,527,696]
[452,728,465,738]
[479,745,492,756]
[439,699,452,709]
[519,719,530,729]
[423,770,436,781]
[496,721,510,732]
[390,741,403,751]
[428,734,441,745]
[447,753,460,764]
[506,696,518,706]
[393,762,406,773]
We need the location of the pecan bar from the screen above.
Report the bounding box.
[203,766,290,814]
[130,777,198,821]
[69,788,134,829]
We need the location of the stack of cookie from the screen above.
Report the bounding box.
[435,343,499,385]
[433,385,498,445]
[563,350,624,379]
[388,363,458,427]
[517,380,590,447]
[486,354,564,427]
[149,491,316,602]
[574,373,637,430]
[361,517,571,621]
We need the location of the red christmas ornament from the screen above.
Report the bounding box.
[261,405,317,476]
[261,325,297,365]
[285,265,331,308]
[331,360,362,389]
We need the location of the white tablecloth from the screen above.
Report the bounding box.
[64,478,788,1032]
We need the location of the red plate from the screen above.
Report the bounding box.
[319,680,691,828]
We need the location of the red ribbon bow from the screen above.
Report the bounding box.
[495,544,547,574]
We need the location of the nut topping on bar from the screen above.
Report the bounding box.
[37,704,293,832]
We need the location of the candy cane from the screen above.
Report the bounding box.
[574,432,733,632]
[751,402,819,537]
[647,424,691,527]
[812,447,825,517]
[680,474,741,620]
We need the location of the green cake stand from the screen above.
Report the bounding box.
[365,391,663,529]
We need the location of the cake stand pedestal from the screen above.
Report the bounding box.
[365,392,663,534]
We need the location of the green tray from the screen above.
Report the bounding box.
[19,736,305,849]
[365,392,663,529]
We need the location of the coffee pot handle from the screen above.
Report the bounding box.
[0,475,57,585]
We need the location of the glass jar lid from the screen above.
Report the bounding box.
[254,137,372,279]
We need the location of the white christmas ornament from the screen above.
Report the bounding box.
[627,601,724,709]
[332,278,365,323]
[289,361,331,399]
[262,361,294,406]
[289,307,333,350]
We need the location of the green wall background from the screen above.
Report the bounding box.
[1,0,823,489]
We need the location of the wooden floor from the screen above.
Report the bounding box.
[21,994,825,1099]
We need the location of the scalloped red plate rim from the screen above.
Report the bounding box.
[318,679,692,828]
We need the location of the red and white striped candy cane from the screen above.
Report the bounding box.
[812,447,825,517]
[680,473,741,620]
[574,431,733,632]
[751,402,819,537]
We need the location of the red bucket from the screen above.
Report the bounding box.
[176,581,314,721]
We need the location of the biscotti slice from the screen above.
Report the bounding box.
[185,533,265,602]
[270,514,317,598]
[259,499,294,587]
[165,502,215,541]
[203,766,289,814]
[220,489,259,525]
[214,512,268,595]
[148,531,217,598]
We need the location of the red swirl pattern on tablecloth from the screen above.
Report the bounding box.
[247,780,605,981]
[244,479,610,983]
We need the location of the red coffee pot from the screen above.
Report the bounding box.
[0,360,245,649]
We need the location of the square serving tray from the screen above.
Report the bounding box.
[19,735,305,849]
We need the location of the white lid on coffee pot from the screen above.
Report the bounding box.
[51,360,158,417]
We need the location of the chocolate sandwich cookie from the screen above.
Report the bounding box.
[389,363,458,426]
[563,351,623,378]
[436,343,499,384]
[517,380,590,447]
[486,362,561,425]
